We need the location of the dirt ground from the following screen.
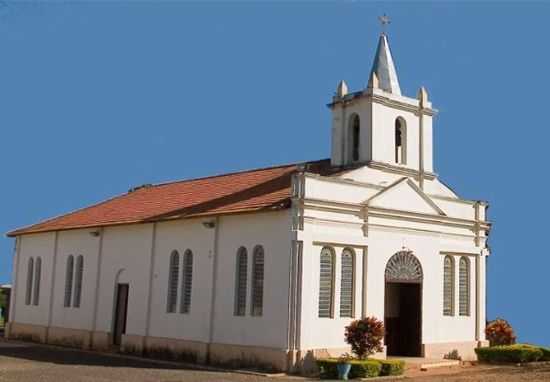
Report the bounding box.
[1,340,550,382]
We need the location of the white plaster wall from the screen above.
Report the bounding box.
[148,218,214,342]
[95,224,154,336]
[212,211,292,349]
[12,233,55,326]
[51,229,101,330]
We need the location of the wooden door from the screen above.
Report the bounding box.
[113,284,129,346]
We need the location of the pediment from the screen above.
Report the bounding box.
[364,178,446,216]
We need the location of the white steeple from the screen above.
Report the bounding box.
[369,33,401,95]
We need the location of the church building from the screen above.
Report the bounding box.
[5,32,491,372]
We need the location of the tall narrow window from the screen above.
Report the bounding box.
[25,257,34,306]
[167,251,180,313]
[64,255,74,307]
[395,118,406,164]
[251,245,265,317]
[180,250,193,314]
[340,248,355,318]
[443,256,454,316]
[234,247,248,316]
[33,257,41,306]
[459,257,470,316]
[350,114,360,162]
[73,255,84,308]
[318,247,335,318]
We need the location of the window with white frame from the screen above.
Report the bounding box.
[234,247,248,316]
[459,257,470,316]
[443,255,454,316]
[167,250,180,313]
[318,247,335,318]
[251,245,265,317]
[25,257,34,306]
[180,250,193,314]
[64,255,74,307]
[340,248,355,318]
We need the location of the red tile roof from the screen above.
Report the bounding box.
[7,159,336,237]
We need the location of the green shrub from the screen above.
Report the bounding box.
[537,346,550,361]
[316,358,381,379]
[378,359,405,376]
[475,344,543,364]
[316,358,405,379]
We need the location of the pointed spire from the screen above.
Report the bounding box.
[370,34,401,95]
[336,80,348,98]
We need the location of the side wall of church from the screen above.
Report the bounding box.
[7,210,293,370]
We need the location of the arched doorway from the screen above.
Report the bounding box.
[384,251,423,357]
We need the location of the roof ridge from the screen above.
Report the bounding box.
[150,158,326,189]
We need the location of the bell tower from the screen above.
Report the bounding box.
[329,29,436,183]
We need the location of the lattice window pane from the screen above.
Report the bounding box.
[459,257,470,316]
[318,247,334,318]
[73,255,84,308]
[340,249,354,318]
[180,250,193,314]
[443,256,454,316]
[33,257,41,306]
[251,246,264,317]
[234,247,248,316]
[64,256,74,307]
[25,257,34,306]
[166,251,179,313]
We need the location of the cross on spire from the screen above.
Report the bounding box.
[378,14,391,35]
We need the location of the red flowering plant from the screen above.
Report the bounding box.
[485,318,517,346]
[344,316,385,359]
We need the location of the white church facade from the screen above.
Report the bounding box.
[5,33,491,372]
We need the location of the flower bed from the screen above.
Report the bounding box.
[316,358,405,379]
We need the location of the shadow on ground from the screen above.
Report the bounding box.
[0,341,207,371]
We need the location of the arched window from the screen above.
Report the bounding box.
[443,256,454,316]
[234,247,248,316]
[318,247,335,318]
[459,257,470,316]
[180,250,193,314]
[25,257,34,306]
[73,255,84,308]
[395,117,406,164]
[340,248,355,318]
[33,257,41,306]
[251,245,265,316]
[64,255,74,307]
[349,114,360,162]
[167,250,180,313]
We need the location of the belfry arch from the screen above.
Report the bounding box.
[384,251,423,357]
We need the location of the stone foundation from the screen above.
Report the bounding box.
[423,340,488,361]
[6,322,47,343]
[207,342,288,372]
[46,326,92,349]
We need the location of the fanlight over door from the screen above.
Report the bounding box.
[385,251,423,284]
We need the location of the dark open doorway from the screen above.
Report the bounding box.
[384,282,422,356]
[113,284,129,346]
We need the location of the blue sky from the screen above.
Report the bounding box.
[1,2,549,345]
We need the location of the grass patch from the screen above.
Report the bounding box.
[316,358,405,379]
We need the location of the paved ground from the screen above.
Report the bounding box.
[1,340,550,381]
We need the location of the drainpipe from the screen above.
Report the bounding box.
[144,223,158,352]
[91,227,105,347]
[206,217,220,363]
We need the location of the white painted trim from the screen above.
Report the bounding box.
[46,232,59,329]
[207,217,221,346]
[8,237,21,323]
